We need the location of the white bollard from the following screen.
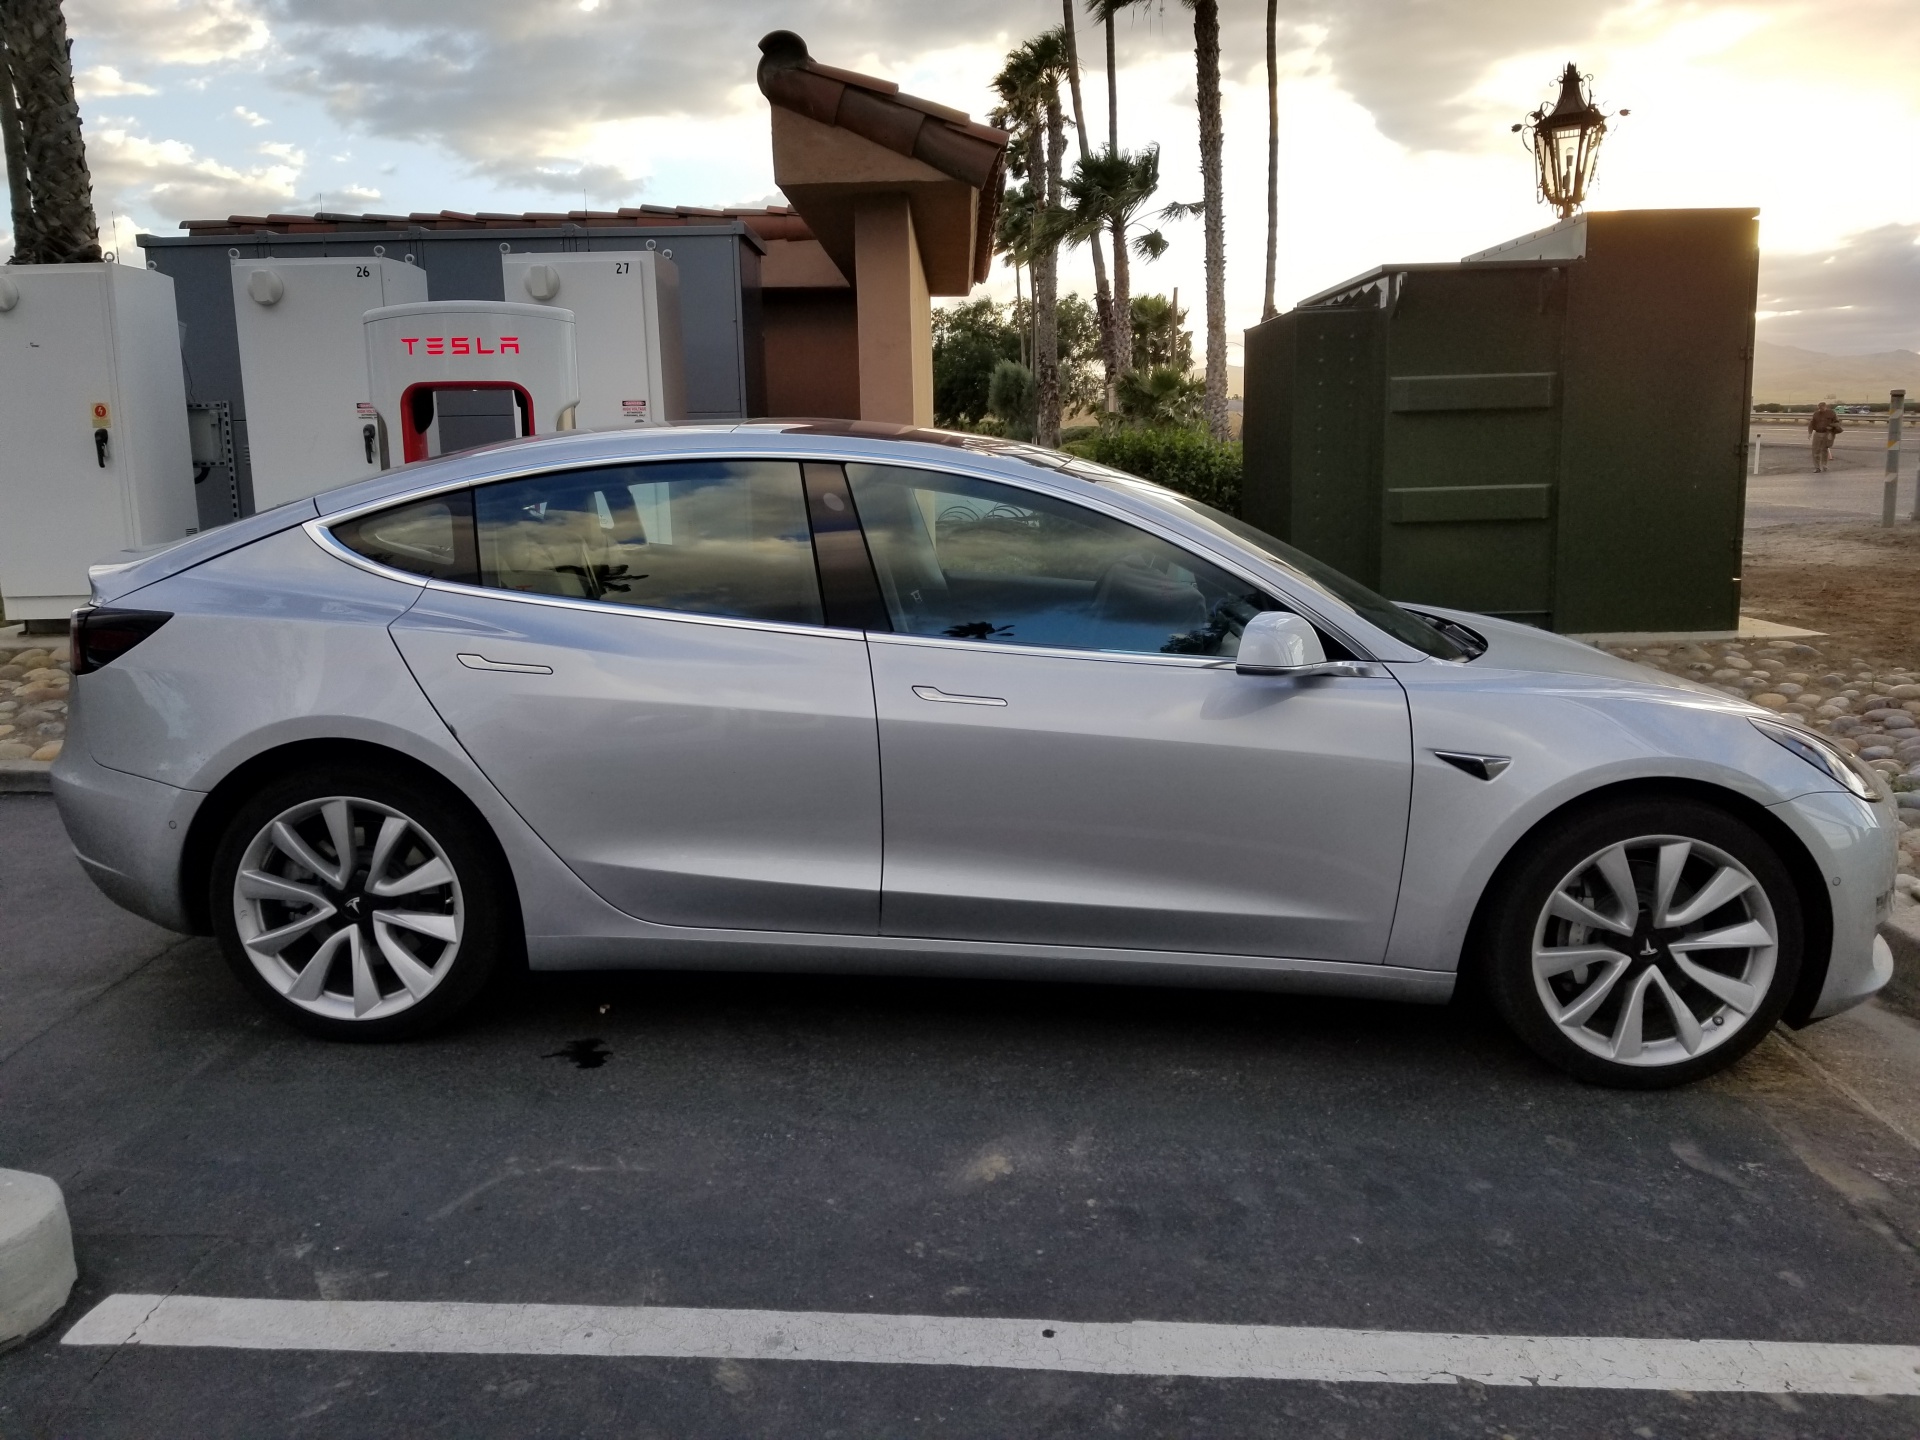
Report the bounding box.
[1751,429,1762,475]
[0,1170,77,1348]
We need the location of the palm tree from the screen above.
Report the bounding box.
[1056,0,1118,410]
[1184,0,1229,441]
[1118,365,1204,430]
[993,30,1070,447]
[1263,0,1280,321]
[1090,0,1150,403]
[1090,0,1148,155]
[0,0,100,263]
[1053,145,1164,389]
[1,35,39,262]
[994,179,1038,369]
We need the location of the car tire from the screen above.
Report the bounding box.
[1483,796,1803,1089]
[210,763,512,1041]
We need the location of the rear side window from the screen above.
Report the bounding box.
[331,492,475,581]
[472,460,824,626]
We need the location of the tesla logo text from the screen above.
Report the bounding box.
[400,336,521,356]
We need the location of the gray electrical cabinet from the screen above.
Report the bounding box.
[142,220,764,517]
[1241,209,1760,634]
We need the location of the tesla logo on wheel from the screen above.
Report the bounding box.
[1639,939,1657,956]
[399,337,522,356]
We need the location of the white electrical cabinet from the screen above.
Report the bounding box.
[363,301,579,465]
[502,250,686,429]
[0,262,196,621]
[232,255,428,508]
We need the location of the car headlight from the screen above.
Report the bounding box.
[1750,717,1881,801]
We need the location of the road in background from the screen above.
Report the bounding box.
[1748,419,1919,527]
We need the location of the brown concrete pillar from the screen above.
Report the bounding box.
[853,195,933,426]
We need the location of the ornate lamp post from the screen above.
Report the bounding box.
[1513,64,1624,220]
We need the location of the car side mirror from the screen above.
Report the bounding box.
[1236,611,1327,675]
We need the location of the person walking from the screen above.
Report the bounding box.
[1807,402,1842,473]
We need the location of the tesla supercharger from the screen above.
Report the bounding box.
[500,250,686,429]
[362,301,578,466]
[232,254,428,508]
[0,263,196,621]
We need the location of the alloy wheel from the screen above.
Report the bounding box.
[1530,834,1778,1068]
[232,796,464,1022]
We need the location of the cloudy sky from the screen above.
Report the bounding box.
[21,0,1920,358]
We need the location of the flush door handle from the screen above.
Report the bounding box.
[457,652,553,675]
[912,685,1007,707]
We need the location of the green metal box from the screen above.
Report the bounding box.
[1241,209,1760,633]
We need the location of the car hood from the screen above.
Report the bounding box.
[1404,604,1742,704]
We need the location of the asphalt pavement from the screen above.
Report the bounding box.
[3,791,1920,1437]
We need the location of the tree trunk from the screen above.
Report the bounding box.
[1060,0,1119,412]
[1013,263,1026,370]
[0,0,99,263]
[1191,0,1228,442]
[1262,0,1279,321]
[1,36,41,263]
[1110,214,1132,377]
[1033,95,1063,447]
[1106,15,1118,155]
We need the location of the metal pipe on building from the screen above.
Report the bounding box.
[1885,388,1906,527]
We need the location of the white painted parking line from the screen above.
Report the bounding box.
[62,1294,1920,1395]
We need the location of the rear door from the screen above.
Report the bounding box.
[368,459,883,934]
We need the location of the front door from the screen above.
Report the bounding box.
[379,458,882,934]
[845,462,1412,962]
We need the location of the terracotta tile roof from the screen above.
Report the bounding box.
[755,31,1006,285]
[176,205,815,243]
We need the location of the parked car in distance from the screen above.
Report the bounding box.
[54,422,1898,1087]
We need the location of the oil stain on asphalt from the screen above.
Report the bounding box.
[543,1038,611,1070]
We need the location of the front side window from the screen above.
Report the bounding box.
[844,464,1275,657]
[473,460,824,626]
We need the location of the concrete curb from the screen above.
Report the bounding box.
[0,1171,77,1351]
[1882,894,1920,1022]
[0,761,52,795]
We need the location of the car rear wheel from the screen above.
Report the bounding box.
[211,765,510,1040]
[1484,797,1803,1089]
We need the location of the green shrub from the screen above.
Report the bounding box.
[1065,426,1242,514]
[987,359,1037,442]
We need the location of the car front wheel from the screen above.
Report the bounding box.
[211,765,510,1040]
[1484,797,1804,1089]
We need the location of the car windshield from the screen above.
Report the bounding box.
[1004,449,1468,661]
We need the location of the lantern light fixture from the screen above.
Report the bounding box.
[1512,64,1626,220]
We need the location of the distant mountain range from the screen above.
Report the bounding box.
[1750,342,1919,404]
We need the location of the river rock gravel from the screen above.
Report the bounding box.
[1597,634,1920,884]
[0,647,67,764]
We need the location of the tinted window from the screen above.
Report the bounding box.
[845,464,1276,657]
[472,461,824,626]
[332,492,474,581]
[1040,457,1466,660]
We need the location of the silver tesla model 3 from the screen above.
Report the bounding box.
[52,423,1897,1086]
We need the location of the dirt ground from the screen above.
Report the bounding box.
[1740,521,1920,668]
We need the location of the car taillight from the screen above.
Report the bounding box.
[71,607,173,675]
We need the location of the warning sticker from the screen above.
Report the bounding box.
[356,402,378,419]
[90,401,111,427]
[621,399,649,422]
